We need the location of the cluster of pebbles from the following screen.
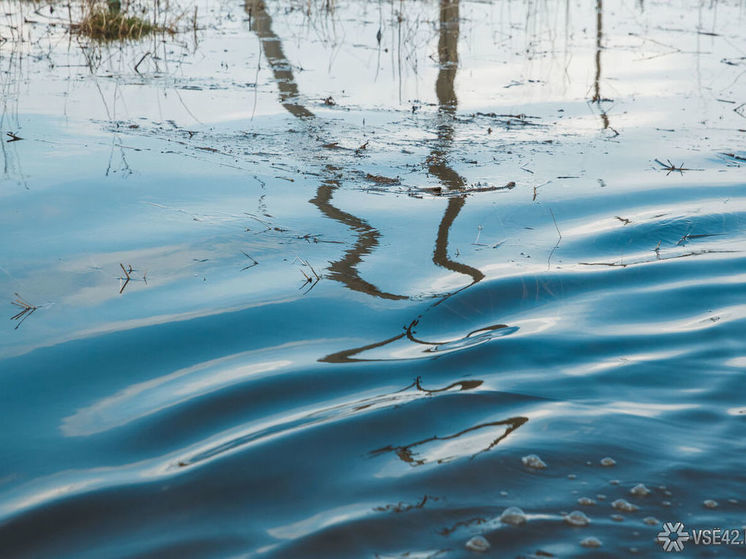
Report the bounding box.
[463,454,728,553]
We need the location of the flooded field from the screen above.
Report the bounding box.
[0,0,745,556]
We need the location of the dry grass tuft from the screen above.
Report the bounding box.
[72,2,173,41]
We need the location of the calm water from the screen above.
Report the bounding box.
[1,0,745,556]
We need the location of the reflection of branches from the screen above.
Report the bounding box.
[371,416,529,466]
[245,0,314,119]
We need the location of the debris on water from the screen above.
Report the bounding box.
[600,457,616,467]
[609,479,620,485]
[612,499,639,512]
[565,511,591,527]
[10,293,39,329]
[661,501,671,507]
[596,495,607,501]
[465,535,490,552]
[703,499,718,509]
[630,484,651,497]
[365,173,400,185]
[580,536,602,548]
[567,474,577,480]
[642,516,660,525]
[577,497,595,506]
[521,454,547,469]
[611,514,624,521]
[500,506,527,525]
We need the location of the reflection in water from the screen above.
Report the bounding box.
[245,0,314,119]
[591,0,617,134]
[310,180,407,300]
[371,417,528,466]
[430,0,484,285]
[319,0,512,363]
[247,0,503,363]
[246,0,406,299]
[173,377,483,469]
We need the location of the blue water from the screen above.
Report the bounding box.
[1,0,745,556]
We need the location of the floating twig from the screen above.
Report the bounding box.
[295,257,322,294]
[10,293,38,329]
[118,263,134,294]
[654,158,698,175]
[241,251,259,270]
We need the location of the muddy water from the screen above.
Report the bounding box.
[0,0,745,556]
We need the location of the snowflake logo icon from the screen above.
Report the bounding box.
[657,522,690,552]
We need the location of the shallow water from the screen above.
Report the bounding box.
[1,0,745,556]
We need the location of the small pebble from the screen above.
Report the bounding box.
[521,454,547,469]
[630,484,651,497]
[600,457,616,467]
[499,490,508,496]
[611,514,624,522]
[643,516,659,525]
[596,494,607,501]
[565,511,591,527]
[704,499,718,509]
[580,536,602,548]
[612,499,639,512]
[577,497,595,506]
[609,479,620,485]
[500,506,527,525]
[465,535,490,552]
[567,474,577,480]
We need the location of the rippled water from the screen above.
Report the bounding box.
[1,0,745,556]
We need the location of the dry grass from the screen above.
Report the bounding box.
[72,1,174,41]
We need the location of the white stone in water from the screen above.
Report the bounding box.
[661,500,671,507]
[521,454,547,469]
[612,498,639,512]
[704,499,719,509]
[578,497,595,506]
[568,474,577,480]
[600,457,616,467]
[499,490,508,496]
[465,535,490,552]
[565,510,591,527]
[729,498,739,504]
[643,516,660,525]
[580,536,602,548]
[611,514,624,522]
[500,506,527,525]
[596,494,607,501]
[630,483,651,497]
[609,479,620,485]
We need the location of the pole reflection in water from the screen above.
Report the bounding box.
[246,0,511,363]
[591,0,617,135]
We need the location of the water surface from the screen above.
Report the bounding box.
[1,0,745,556]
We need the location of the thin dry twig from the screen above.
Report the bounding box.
[10,293,38,329]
